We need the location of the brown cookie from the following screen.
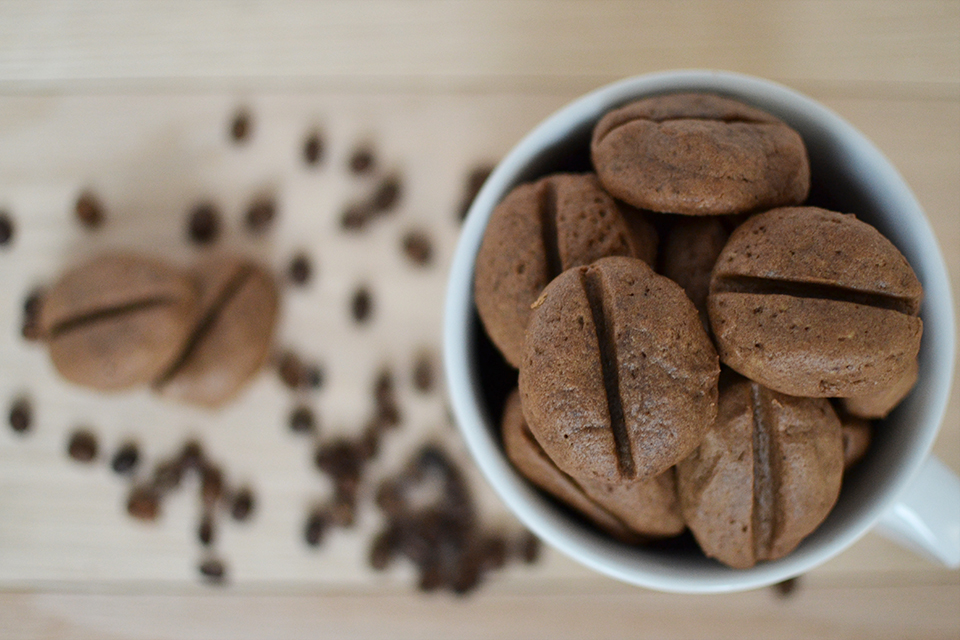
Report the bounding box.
[708,207,923,397]
[519,256,719,484]
[39,253,197,390]
[840,357,918,419]
[676,375,844,569]
[501,389,684,541]
[154,254,279,407]
[591,93,810,215]
[474,173,657,368]
[660,216,731,324]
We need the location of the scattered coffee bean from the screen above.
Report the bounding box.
[330,494,357,528]
[20,287,44,342]
[187,202,220,245]
[230,109,251,142]
[356,420,382,460]
[412,351,435,393]
[289,405,316,434]
[402,230,433,266]
[371,175,401,212]
[479,535,508,572]
[8,397,31,434]
[201,465,225,508]
[126,485,161,521]
[244,196,276,234]
[178,440,205,473]
[348,146,375,174]
[0,211,13,246]
[199,558,227,583]
[303,131,324,165]
[517,531,541,564]
[152,460,184,493]
[458,164,494,221]
[67,429,98,462]
[351,286,373,324]
[74,191,104,228]
[287,252,312,285]
[306,363,325,389]
[304,509,330,547]
[773,576,801,598]
[230,487,255,521]
[277,351,306,389]
[340,202,370,231]
[198,514,215,546]
[110,442,140,475]
[369,527,399,570]
[315,440,362,489]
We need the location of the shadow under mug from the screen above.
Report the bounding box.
[444,70,959,593]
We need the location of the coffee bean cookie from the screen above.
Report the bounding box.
[474,173,657,368]
[591,93,810,215]
[501,388,684,541]
[676,375,843,569]
[708,206,923,397]
[519,256,719,484]
[840,357,918,420]
[155,254,279,407]
[660,216,730,324]
[38,253,197,390]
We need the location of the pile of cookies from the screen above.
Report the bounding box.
[35,252,278,408]
[474,93,922,568]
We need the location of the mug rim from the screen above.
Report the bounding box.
[443,69,956,593]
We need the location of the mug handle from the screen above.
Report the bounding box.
[874,455,960,568]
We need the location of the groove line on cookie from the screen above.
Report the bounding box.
[751,382,776,561]
[714,274,917,315]
[155,265,255,385]
[50,298,175,337]
[539,181,562,280]
[581,267,634,479]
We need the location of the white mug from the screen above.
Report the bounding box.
[444,70,959,593]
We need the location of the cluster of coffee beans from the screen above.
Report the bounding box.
[371,444,540,595]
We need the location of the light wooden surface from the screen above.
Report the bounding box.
[0,2,958,639]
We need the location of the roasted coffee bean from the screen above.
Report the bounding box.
[152,460,184,493]
[517,531,541,564]
[451,553,483,595]
[458,164,494,221]
[304,509,330,547]
[303,131,324,165]
[402,230,433,267]
[371,175,401,212]
[0,211,13,246]
[20,287,44,342]
[110,442,140,475]
[199,558,226,583]
[74,191,104,228]
[330,494,357,528]
[288,405,316,434]
[201,465,224,507]
[230,109,250,142]
[277,351,305,389]
[39,254,197,390]
[479,535,508,571]
[154,255,279,408]
[306,363,324,389]
[351,286,373,323]
[126,485,161,521]
[230,487,255,521]
[348,146,375,174]
[187,203,220,245]
[369,527,400,570]
[773,576,801,598]
[340,203,370,231]
[315,440,362,489]
[375,480,406,517]
[287,252,312,285]
[198,514,215,546]
[67,429,98,462]
[356,420,382,460]
[412,350,435,393]
[8,397,31,434]
[244,196,276,234]
[179,440,205,473]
